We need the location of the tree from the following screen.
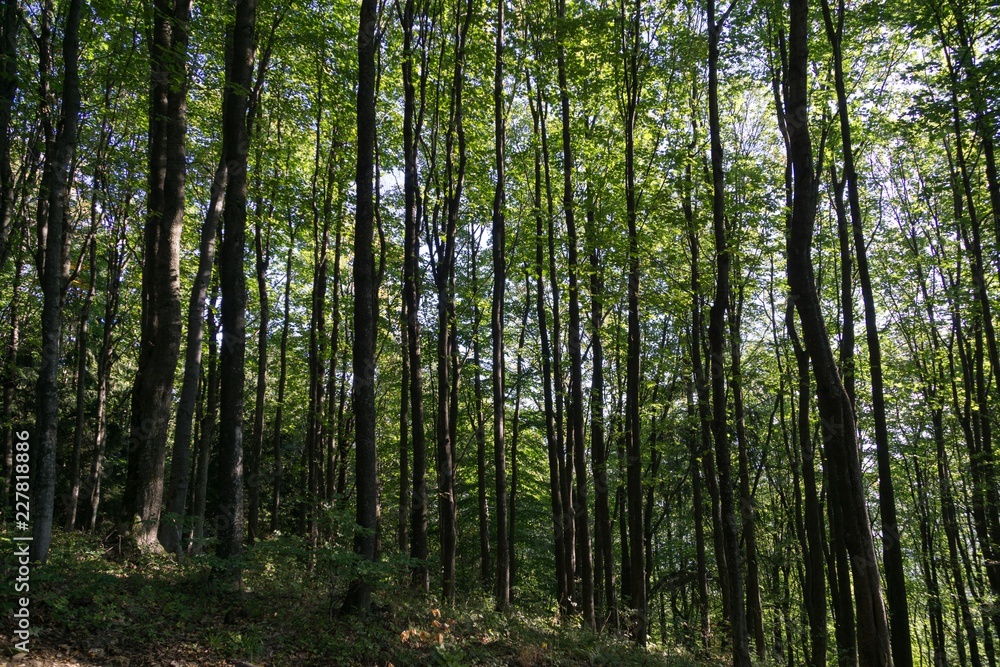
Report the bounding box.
[119,0,192,551]
[343,0,379,613]
[215,0,258,583]
[492,0,510,611]
[31,0,83,562]
[784,0,892,662]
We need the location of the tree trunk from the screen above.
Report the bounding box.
[0,0,20,268]
[160,157,225,554]
[215,0,256,584]
[822,3,912,662]
[785,0,892,661]
[706,0,749,660]
[472,241,491,588]
[32,0,82,562]
[434,0,472,606]
[401,0,429,592]
[398,296,410,554]
[248,189,270,545]
[555,0,592,629]
[587,186,617,632]
[509,276,529,598]
[120,0,191,552]
[66,235,96,530]
[189,286,219,553]
[1,240,23,501]
[621,0,644,642]
[492,0,509,610]
[269,226,295,534]
[527,70,566,613]
[86,217,128,532]
[342,0,379,613]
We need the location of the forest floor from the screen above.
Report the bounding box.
[1,531,723,667]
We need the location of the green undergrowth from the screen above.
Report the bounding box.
[1,530,726,666]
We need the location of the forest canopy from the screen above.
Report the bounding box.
[2,0,1000,664]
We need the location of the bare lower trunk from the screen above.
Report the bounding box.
[160,158,225,554]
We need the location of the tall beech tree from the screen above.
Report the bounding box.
[120,0,192,551]
[705,0,749,661]
[343,0,379,613]
[215,0,257,581]
[401,0,429,593]
[32,0,82,562]
[785,0,891,662]
[492,0,510,611]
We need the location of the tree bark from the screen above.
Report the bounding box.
[0,0,19,269]
[215,0,257,584]
[401,0,429,592]
[620,0,644,642]
[269,226,295,534]
[66,235,96,530]
[555,0,592,629]
[706,0,749,660]
[120,0,191,552]
[160,158,225,554]
[527,69,567,613]
[32,0,82,562]
[492,0,509,611]
[189,285,219,553]
[785,0,892,661]
[343,0,379,613]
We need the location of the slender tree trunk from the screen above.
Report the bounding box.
[731,278,765,658]
[472,243,491,588]
[823,4,912,662]
[398,298,410,554]
[687,380,711,651]
[216,0,257,584]
[509,276,529,597]
[1,242,22,501]
[829,165,859,667]
[621,0,645,642]
[543,94,574,614]
[588,186,617,632]
[434,0,472,606]
[0,0,19,268]
[190,287,219,553]
[248,193,270,544]
[32,0,82,562]
[492,0,509,610]
[555,0,592,629]
[402,0,429,592]
[706,0,749,660]
[686,114,730,629]
[527,70,567,613]
[66,235,96,530]
[789,304,827,667]
[785,0,892,660]
[160,158,226,554]
[120,0,191,552]
[269,227,295,534]
[343,0,379,612]
[86,218,127,532]
[325,206,344,507]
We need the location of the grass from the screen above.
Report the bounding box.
[1,530,726,666]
